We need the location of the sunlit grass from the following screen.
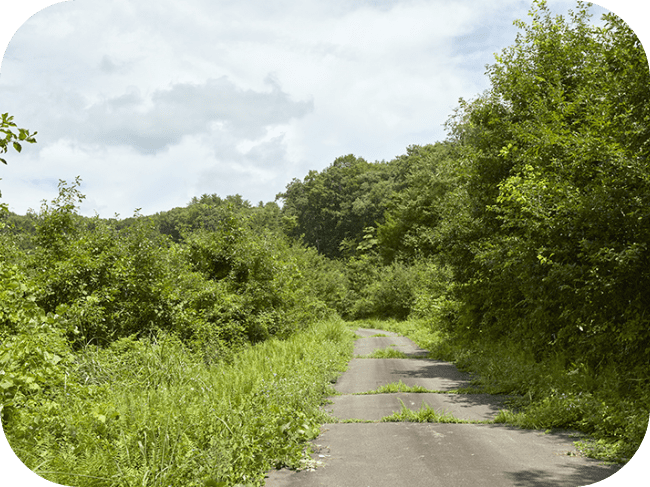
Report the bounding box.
[8,318,355,487]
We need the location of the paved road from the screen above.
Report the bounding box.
[264,328,621,487]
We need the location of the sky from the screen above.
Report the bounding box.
[0,0,647,218]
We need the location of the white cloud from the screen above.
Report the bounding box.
[0,0,643,218]
[67,77,313,154]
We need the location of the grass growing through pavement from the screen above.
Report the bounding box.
[350,318,649,463]
[354,380,446,395]
[357,347,409,359]
[7,318,355,487]
[380,400,481,424]
[337,418,376,424]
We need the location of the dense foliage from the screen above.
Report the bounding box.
[442,1,650,369]
[437,4,650,458]
[1,176,351,485]
[277,154,400,259]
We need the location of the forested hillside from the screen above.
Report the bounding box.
[1,1,649,485]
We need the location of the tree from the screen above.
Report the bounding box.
[0,112,37,165]
[442,0,650,372]
[277,154,396,258]
[0,113,37,225]
[376,142,460,263]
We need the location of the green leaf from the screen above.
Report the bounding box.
[43,351,62,365]
[12,142,21,153]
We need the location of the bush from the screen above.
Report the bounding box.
[0,262,75,441]
[346,258,451,321]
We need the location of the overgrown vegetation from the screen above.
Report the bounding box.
[2,0,649,483]
[5,317,353,486]
[276,0,649,463]
[1,175,353,485]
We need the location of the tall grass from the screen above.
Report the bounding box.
[7,318,354,486]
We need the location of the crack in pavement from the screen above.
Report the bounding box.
[264,328,622,487]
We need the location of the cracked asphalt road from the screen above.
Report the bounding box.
[264,328,621,486]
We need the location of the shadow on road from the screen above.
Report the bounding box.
[395,360,471,382]
[504,463,621,487]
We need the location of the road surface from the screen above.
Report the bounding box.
[264,328,621,486]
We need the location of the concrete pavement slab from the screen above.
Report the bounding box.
[264,423,621,487]
[354,329,399,338]
[335,358,472,394]
[326,393,510,422]
[354,336,430,357]
[266,329,621,486]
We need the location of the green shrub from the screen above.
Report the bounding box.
[0,262,75,442]
[347,259,417,319]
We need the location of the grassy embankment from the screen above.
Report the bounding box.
[5,318,354,487]
[353,318,649,464]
